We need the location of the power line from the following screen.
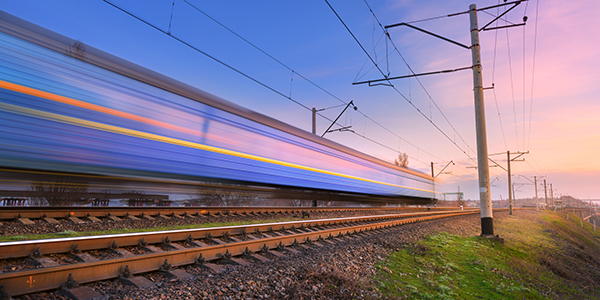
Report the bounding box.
[363,1,522,183]
[490,2,509,151]
[362,0,479,159]
[505,22,520,151]
[103,0,312,111]
[106,0,444,170]
[325,0,478,165]
[526,0,540,150]
[183,0,445,165]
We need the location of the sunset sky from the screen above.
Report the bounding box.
[1,0,598,201]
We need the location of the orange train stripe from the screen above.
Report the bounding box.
[0,79,203,136]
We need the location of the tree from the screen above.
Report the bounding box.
[188,183,259,207]
[29,176,89,206]
[394,153,409,167]
[66,40,86,60]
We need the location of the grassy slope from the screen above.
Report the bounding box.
[375,210,600,299]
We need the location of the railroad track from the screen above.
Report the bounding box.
[0,205,459,223]
[0,209,478,298]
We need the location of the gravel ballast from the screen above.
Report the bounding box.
[17,210,503,300]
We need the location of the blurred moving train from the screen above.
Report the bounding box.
[0,12,434,203]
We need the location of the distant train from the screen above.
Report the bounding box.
[0,12,434,202]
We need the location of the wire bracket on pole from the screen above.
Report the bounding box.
[434,161,455,178]
[321,101,358,137]
[354,66,472,86]
[479,0,526,31]
[325,126,354,134]
[385,22,470,49]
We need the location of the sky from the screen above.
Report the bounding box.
[0,0,598,201]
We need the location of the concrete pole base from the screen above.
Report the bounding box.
[481,217,494,236]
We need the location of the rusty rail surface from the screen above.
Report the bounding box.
[0,210,473,259]
[0,210,480,296]
[0,205,460,220]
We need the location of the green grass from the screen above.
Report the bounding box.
[375,211,600,299]
[0,217,296,242]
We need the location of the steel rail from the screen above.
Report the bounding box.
[0,210,474,259]
[0,206,459,220]
[0,210,479,296]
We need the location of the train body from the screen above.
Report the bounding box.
[0,12,434,201]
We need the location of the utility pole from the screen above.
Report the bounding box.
[469,4,493,235]
[431,162,435,178]
[507,151,512,215]
[506,151,527,215]
[544,179,548,207]
[550,183,554,207]
[312,108,317,134]
[534,176,539,211]
[431,162,435,202]
[373,1,528,237]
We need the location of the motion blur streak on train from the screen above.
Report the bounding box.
[0,12,435,203]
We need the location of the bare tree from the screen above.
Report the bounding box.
[394,153,409,167]
[66,40,86,60]
[188,183,258,207]
[29,176,89,206]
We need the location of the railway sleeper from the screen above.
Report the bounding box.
[43,217,60,224]
[107,215,121,222]
[17,217,35,225]
[244,252,271,263]
[217,249,250,267]
[141,214,154,221]
[156,212,169,220]
[195,254,225,273]
[72,253,98,263]
[186,237,210,248]
[87,216,102,223]
[158,259,193,281]
[62,286,103,300]
[59,273,105,300]
[126,214,140,221]
[119,265,154,289]
[108,242,135,258]
[68,216,85,224]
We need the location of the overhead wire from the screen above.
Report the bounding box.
[364,0,475,154]
[361,0,525,181]
[183,0,347,108]
[505,4,521,150]
[325,0,478,166]
[103,0,313,112]
[490,1,509,151]
[526,0,539,150]
[363,0,488,163]
[522,10,527,152]
[108,0,445,172]
[360,0,504,181]
[183,0,446,167]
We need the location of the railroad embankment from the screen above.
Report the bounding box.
[375,210,600,299]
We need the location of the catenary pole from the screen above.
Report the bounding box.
[544,179,548,207]
[469,4,493,235]
[534,176,539,211]
[507,151,513,215]
[312,108,317,135]
[550,183,554,207]
[431,162,436,202]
